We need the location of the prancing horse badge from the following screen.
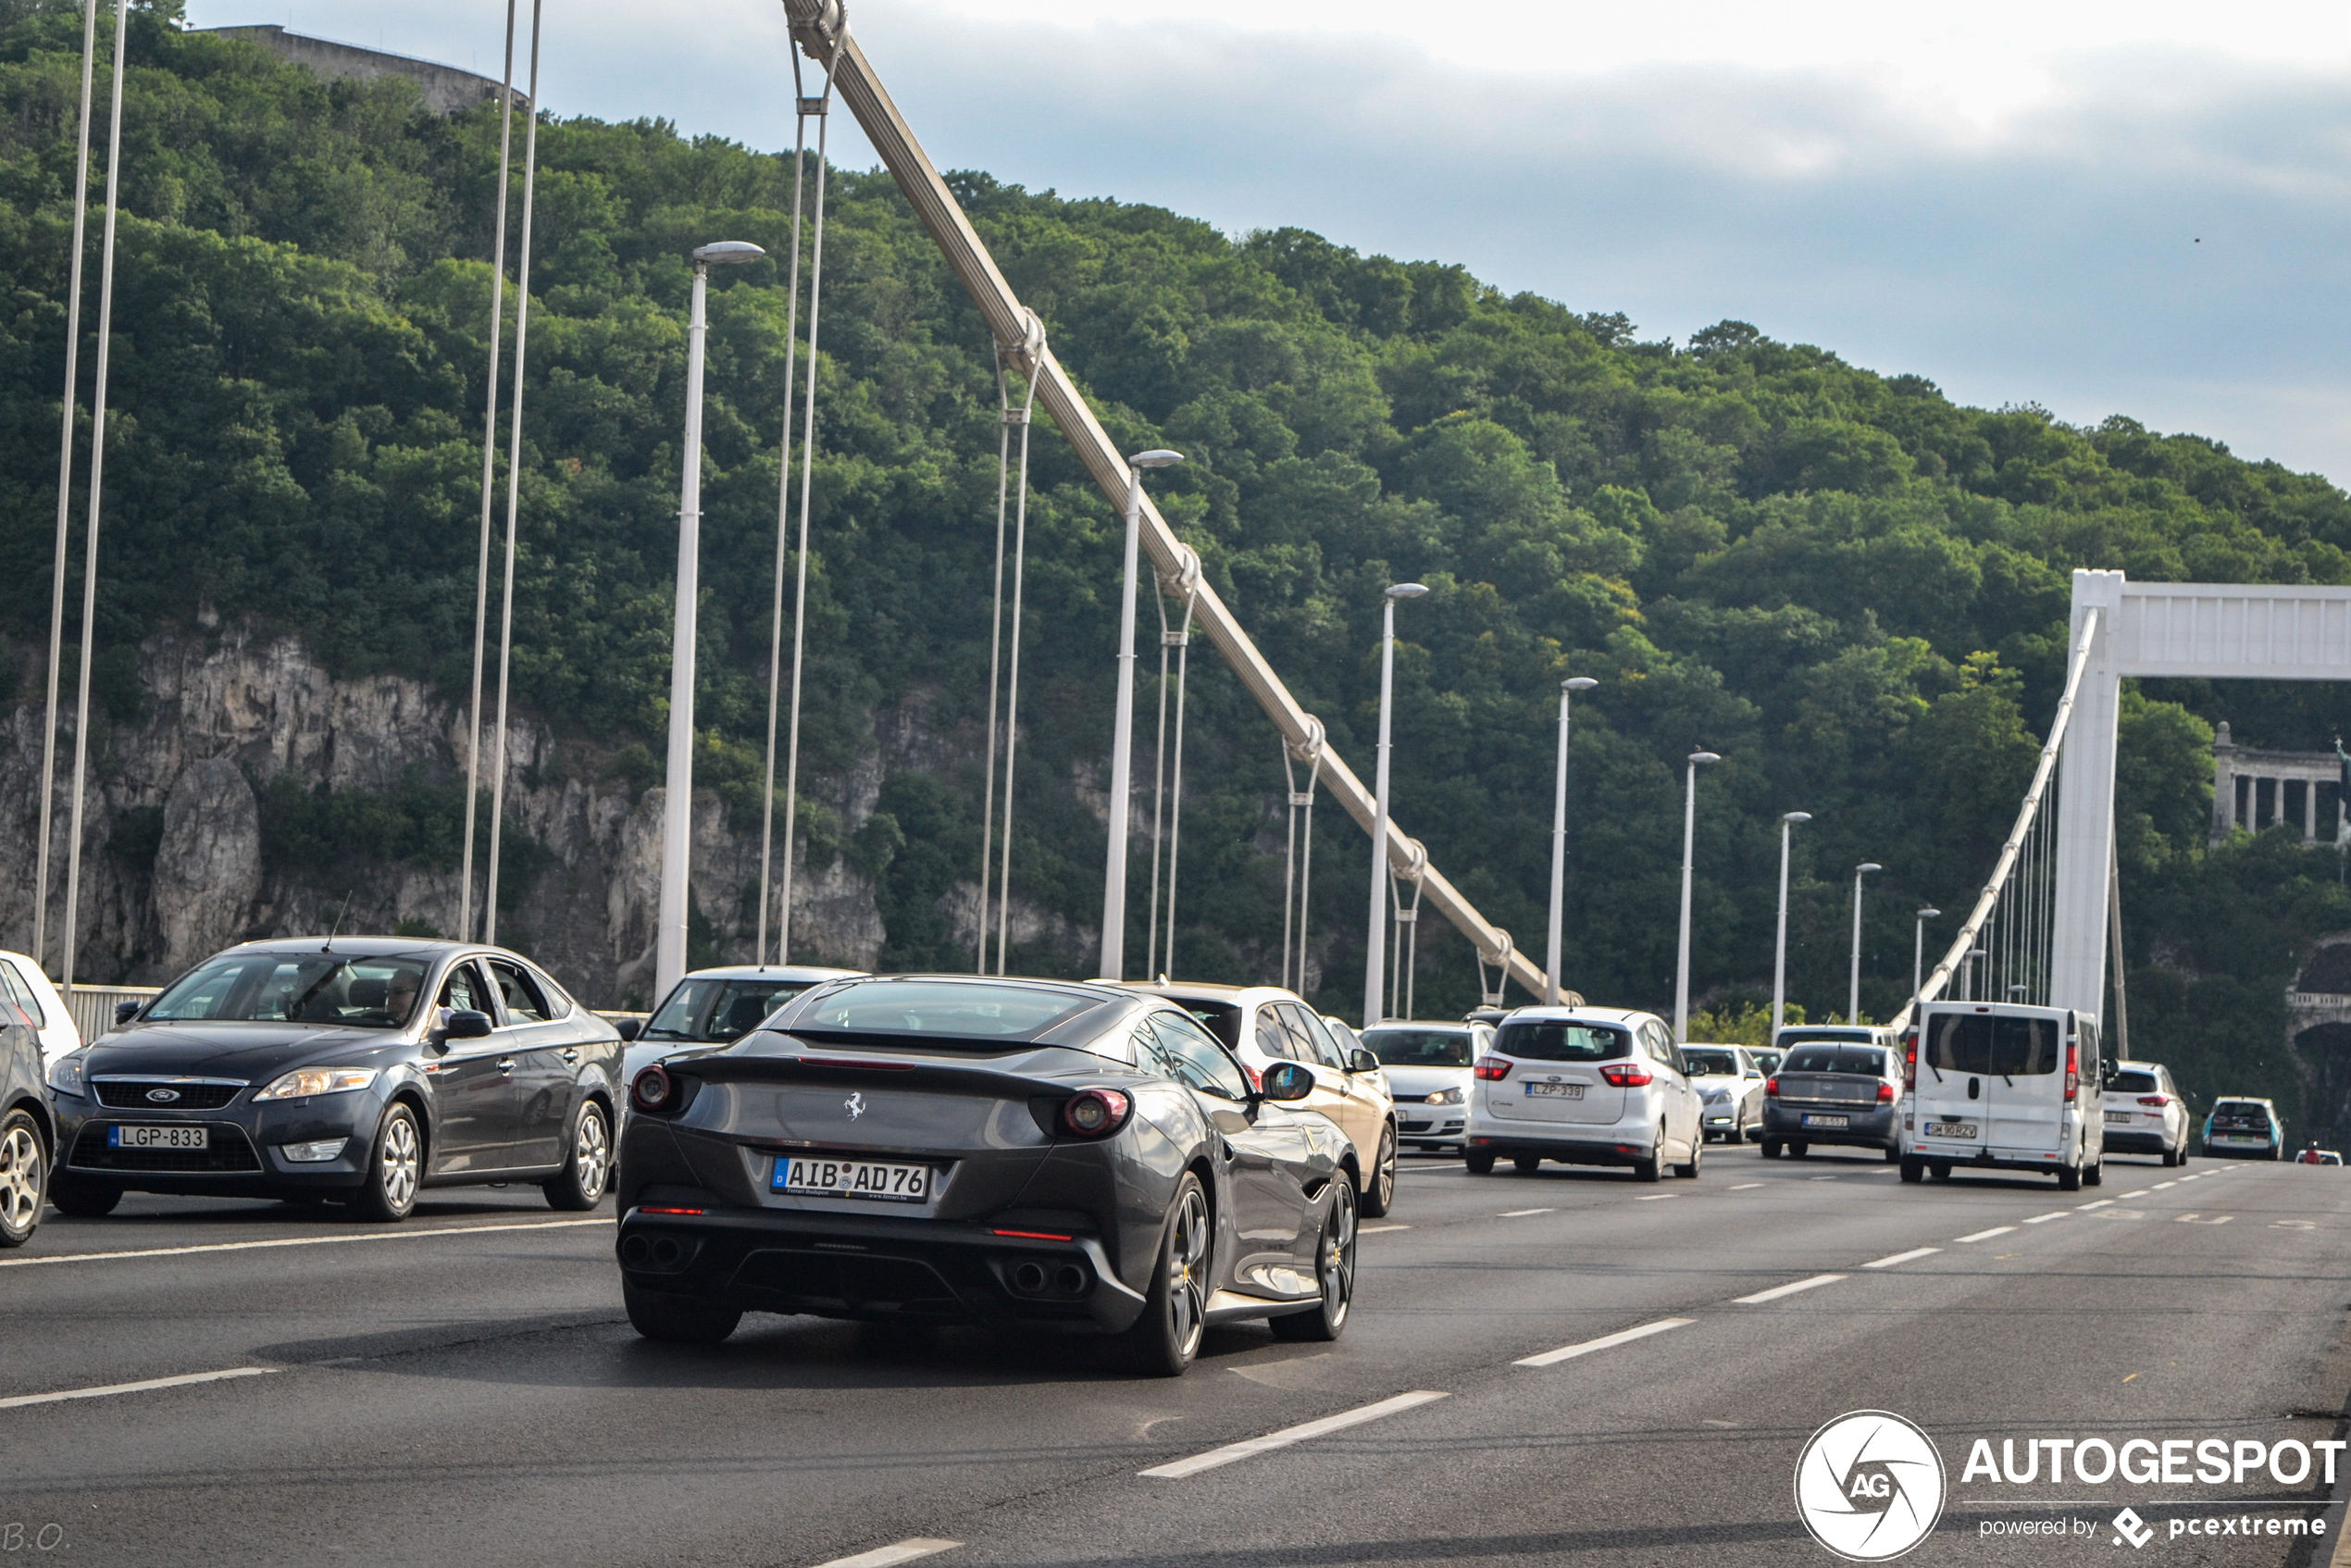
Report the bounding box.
[843,1092,866,1121]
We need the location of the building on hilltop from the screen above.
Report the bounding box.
[2210,721,2349,846]
[195,25,521,116]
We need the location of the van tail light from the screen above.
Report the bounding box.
[1903,1032,1918,1092]
[2063,1041,2079,1103]
[2137,1094,2170,1108]
[1876,1082,1896,1103]
[1240,1061,1263,1092]
[1474,1059,1512,1081]
[1598,1063,1653,1088]
[1764,1076,1778,1098]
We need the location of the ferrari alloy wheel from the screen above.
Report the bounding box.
[1274,1168,1356,1342]
[1360,1124,1398,1218]
[1118,1174,1211,1375]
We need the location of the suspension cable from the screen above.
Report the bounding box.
[481,0,544,947]
[774,22,844,966]
[991,313,1042,976]
[459,0,522,946]
[1146,579,1172,977]
[58,0,129,997]
[976,344,1014,971]
[32,0,100,978]
[760,50,815,969]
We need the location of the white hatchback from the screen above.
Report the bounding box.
[1463,1006,1704,1181]
[2100,1059,2189,1165]
[1361,1020,1491,1151]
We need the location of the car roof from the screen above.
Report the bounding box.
[2212,1097,2276,1107]
[1363,1019,1476,1032]
[682,964,864,982]
[1496,1005,1651,1027]
[2112,1059,2167,1070]
[218,937,479,960]
[843,973,1139,1002]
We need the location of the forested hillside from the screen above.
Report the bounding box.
[3,1,2348,1137]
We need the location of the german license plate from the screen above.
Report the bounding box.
[772,1156,929,1202]
[1524,1082,1583,1099]
[2104,1111,2132,1124]
[1931,1121,1978,1139]
[1801,1114,1848,1128]
[109,1125,207,1150]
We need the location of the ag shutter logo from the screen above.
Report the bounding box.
[1796,1411,1947,1562]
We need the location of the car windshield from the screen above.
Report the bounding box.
[1682,1049,1738,1076]
[1924,1014,2059,1076]
[1782,1047,1885,1076]
[145,953,429,1027]
[790,980,1099,1043]
[2109,1069,2158,1094]
[645,978,825,1042]
[1496,1022,1629,1062]
[1362,1028,1474,1067]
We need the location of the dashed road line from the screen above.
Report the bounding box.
[1497,1208,1555,1218]
[2076,1200,2113,1211]
[1635,1193,1677,1201]
[0,1366,274,1410]
[1861,1247,1942,1269]
[2022,1212,2071,1225]
[1735,1274,1847,1304]
[1140,1390,1449,1477]
[807,1540,963,1568]
[1515,1318,1691,1368]
[0,1216,616,1269]
[1956,1226,2016,1243]
[1358,1224,1411,1234]
[1728,1183,1764,1190]
[2151,1181,2178,1190]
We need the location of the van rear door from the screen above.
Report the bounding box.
[1913,1008,1988,1154]
[1980,1014,2065,1157]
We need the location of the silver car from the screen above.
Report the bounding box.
[1686,1044,1766,1143]
[1362,1021,1492,1151]
[621,964,864,1100]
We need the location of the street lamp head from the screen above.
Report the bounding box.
[1563,677,1598,692]
[1783,811,1812,825]
[1917,906,1941,919]
[1386,582,1429,600]
[1127,449,1185,469]
[691,240,766,266]
[1688,751,1721,765]
[1856,862,1883,875]
[1967,948,1989,960]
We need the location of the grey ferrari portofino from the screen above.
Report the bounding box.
[616,974,1361,1375]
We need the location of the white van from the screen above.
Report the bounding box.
[1900,1002,2102,1188]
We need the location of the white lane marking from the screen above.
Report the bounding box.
[2076,1200,2114,1211]
[0,1366,273,1410]
[1139,1390,1449,1477]
[0,1216,614,1269]
[1515,1318,1692,1368]
[1635,1193,1677,1201]
[1735,1273,1847,1304]
[807,1540,962,1568]
[2175,1213,2233,1226]
[1861,1247,1942,1269]
[1358,1224,1411,1234]
[2022,1212,2071,1225]
[2151,1181,2178,1189]
[1956,1226,2015,1243]
[1728,1183,1763,1190]
[1498,1208,1555,1218]
[1809,1176,1838,1182]
[1868,1168,1902,1176]
[2178,1174,2202,1182]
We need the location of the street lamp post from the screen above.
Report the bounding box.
[1847,862,1883,1023]
[1364,582,1428,1029]
[1963,947,1989,1002]
[654,240,765,999]
[1771,812,1812,1038]
[1673,750,1722,1042]
[1545,677,1599,1006]
[1098,448,1184,980]
[1912,906,1940,1012]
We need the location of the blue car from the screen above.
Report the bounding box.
[2201,1096,2284,1160]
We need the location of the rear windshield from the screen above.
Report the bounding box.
[1496,1022,1629,1062]
[1782,1047,1886,1076]
[1924,1014,2059,1076]
[2212,1101,2269,1120]
[644,977,825,1043]
[1776,1027,1877,1048]
[788,980,1099,1043]
[146,953,429,1028]
[1682,1049,1740,1076]
[2109,1069,2158,1094]
[1363,1028,1474,1067]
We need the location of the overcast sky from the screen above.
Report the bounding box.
[194,0,2351,486]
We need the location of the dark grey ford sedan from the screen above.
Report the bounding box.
[46,938,622,1221]
[616,974,1360,1375]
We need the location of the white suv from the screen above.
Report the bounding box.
[2101,1059,2189,1166]
[1463,1007,1704,1182]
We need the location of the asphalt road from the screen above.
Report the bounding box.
[6,1148,2349,1567]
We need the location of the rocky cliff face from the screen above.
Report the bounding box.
[0,626,889,1007]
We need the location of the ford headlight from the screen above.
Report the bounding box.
[45,1053,86,1098]
[1424,1087,1463,1106]
[252,1066,379,1101]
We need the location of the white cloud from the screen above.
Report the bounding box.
[188,0,2351,481]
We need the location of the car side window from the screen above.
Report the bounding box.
[1252,1007,1292,1061]
[438,961,483,1015]
[1153,1013,1252,1102]
[1280,1005,1348,1071]
[485,960,549,1024]
[527,964,574,1020]
[0,963,43,1028]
